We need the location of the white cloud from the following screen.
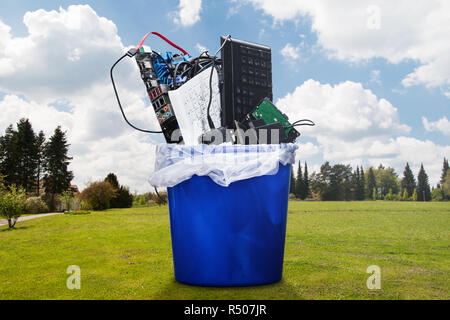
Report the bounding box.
[276,79,448,185]
[172,0,202,27]
[297,142,320,157]
[0,5,127,103]
[277,79,410,142]
[369,70,381,85]
[243,0,450,96]
[0,5,161,193]
[423,116,450,136]
[280,43,301,60]
[195,43,208,54]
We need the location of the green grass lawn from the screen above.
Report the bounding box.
[0,201,449,300]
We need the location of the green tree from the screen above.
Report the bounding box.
[351,167,360,201]
[295,161,304,199]
[431,187,443,202]
[402,189,409,201]
[440,158,449,199]
[43,126,74,210]
[0,174,5,192]
[15,119,39,193]
[441,172,450,199]
[312,162,352,201]
[289,167,296,195]
[385,188,393,201]
[80,181,116,211]
[401,163,416,198]
[303,162,310,199]
[138,195,146,206]
[61,190,74,211]
[116,186,133,208]
[372,187,377,201]
[373,165,400,197]
[0,186,26,228]
[359,166,365,200]
[412,188,418,201]
[366,168,377,199]
[104,173,133,208]
[440,158,449,185]
[35,131,46,196]
[0,125,19,187]
[105,173,120,190]
[417,164,431,202]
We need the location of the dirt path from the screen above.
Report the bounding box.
[0,213,63,227]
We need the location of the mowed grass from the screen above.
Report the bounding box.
[0,201,448,300]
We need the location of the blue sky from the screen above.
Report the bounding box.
[0,0,448,192]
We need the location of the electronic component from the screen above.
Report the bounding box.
[135,50,182,143]
[240,98,301,144]
[220,36,273,128]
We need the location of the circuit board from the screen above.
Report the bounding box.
[251,99,296,137]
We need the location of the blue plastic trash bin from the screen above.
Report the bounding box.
[167,163,291,287]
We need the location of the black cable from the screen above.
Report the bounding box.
[151,50,175,88]
[206,57,217,129]
[154,187,167,205]
[283,119,316,128]
[206,35,231,130]
[110,53,163,134]
[173,61,192,89]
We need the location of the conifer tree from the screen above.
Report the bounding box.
[295,161,304,199]
[412,188,418,201]
[401,163,416,198]
[0,125,18,186]
[440,158,449,199]
[35,131,46,196]
[359,166,366,200]
[367,168,377,199]
[290,167,296,195]
[43,126,74,210]
[303,162,310,199]
[105,173,132,208]
[417,164,431,201]
[402,189,408,201]
[354,167,361,200]
[440,158,449,185]
[15,119,39,193]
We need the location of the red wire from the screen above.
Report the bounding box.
[135,32,189,56]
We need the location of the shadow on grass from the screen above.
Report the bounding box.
[152,278,305,300]
[1,225,32,232]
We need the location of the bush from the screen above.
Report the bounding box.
[104,173,133,208]
[80,200,92,211]
[64,210,91,215]
[114,186,133,208]
[24,197,49,214]
[80,181,116,211]
[152,191,168,206]
[0,186,27,228]
[431,187,443,202]
[60,191,74,212]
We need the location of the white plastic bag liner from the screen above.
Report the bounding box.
[149,143,298,188]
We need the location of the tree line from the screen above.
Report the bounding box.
[291,159,450,201]
[0,119,73,210]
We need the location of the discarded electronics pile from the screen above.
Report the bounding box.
[111,32,314,145]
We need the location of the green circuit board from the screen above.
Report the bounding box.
[251,99,293,136]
